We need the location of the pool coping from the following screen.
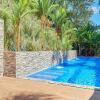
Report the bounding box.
[25,77,100,91]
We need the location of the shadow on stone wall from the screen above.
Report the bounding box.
[52,51,69,64]
[52,51,62,64]
[3,51,16,77]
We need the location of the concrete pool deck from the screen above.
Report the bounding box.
[0,77,100,100]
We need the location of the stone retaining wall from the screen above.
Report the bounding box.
[16,51,77,78]
[67,50,77,60]
[0,19,4,76]
[16,51,55,77]
[2,51,77,78]
[0,52,3,76]
[3,52,16,77]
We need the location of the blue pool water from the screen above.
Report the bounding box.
[27,57,100,88]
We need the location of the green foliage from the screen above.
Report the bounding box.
[0,0,32,51]
[0,0,99,56]
[31,0,58,18]
[61,21,76,50]
[67,0,93,29]
[77,23,100,56]
[50,6,67,28]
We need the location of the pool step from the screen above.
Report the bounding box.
[41,71,63,76]
[30,74,58,80]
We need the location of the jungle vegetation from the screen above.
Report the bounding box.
[0,0,100,56]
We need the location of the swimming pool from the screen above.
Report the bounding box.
[27,57,100,88]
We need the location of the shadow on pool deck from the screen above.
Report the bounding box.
[89,91,100,100]
[1,77,97,100]
[5,93,62,100]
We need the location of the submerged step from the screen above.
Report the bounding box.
[29,74,58,80]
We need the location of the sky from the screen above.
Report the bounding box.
[91,0,100,25]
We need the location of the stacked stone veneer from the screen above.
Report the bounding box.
[67,50,77,60]
[16,51,77,78]
[0,19,4,76]
[16,51,57,78]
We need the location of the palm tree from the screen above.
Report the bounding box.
[30,0,58,49]
[31,0,58,28]
[61,21,76,50]
[0,0,31,51]
[12,0,32,51]
[50,7,67,38]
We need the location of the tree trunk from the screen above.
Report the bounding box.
[78,43,81,55]
[15,21,20,51]
[41,15,46,29]
[40,15,51,28]
[56,26,62,39]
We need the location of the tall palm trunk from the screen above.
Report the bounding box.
[78,43,81,55]
[56,26,62,40]
[40,15,49,29]
[40,15,52,50]
[4,19,7,50]
[15,21,20,51]
[40,15,48,49]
